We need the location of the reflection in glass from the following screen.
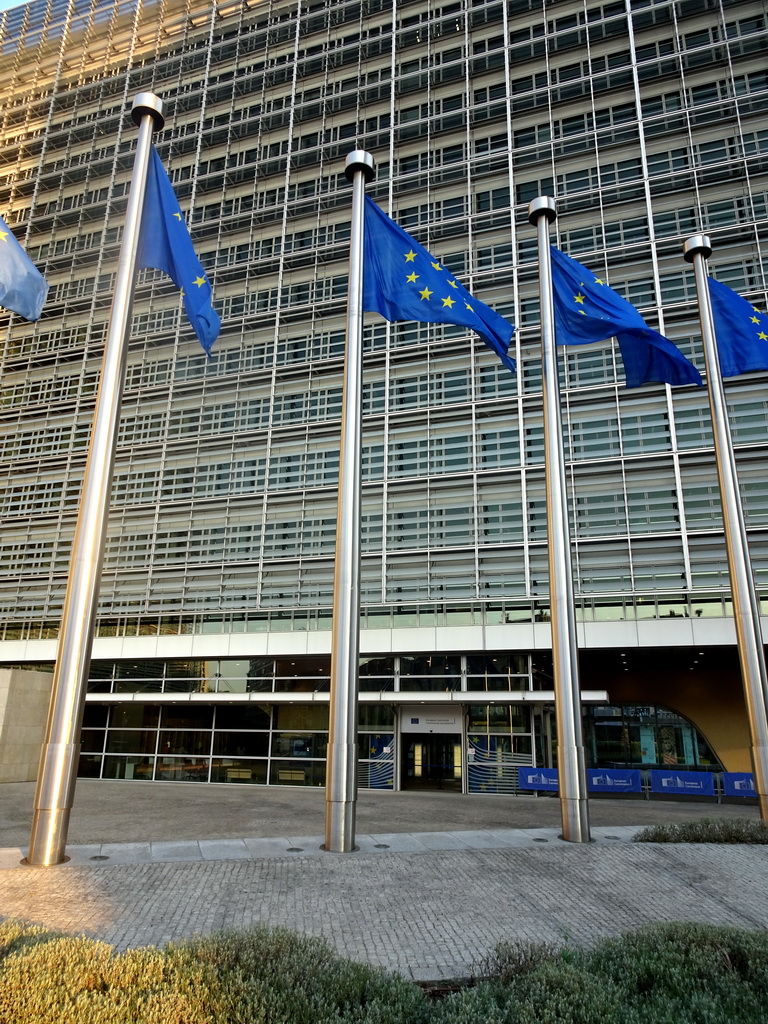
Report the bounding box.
[102,755,154,780]
[270,759,326,786]
[155,757,210,781]
[213,732,269,757]
[211,759,268,784]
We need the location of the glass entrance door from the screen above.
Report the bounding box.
[402,734,462,790]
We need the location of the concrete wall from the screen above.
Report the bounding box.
[0,668,52,782]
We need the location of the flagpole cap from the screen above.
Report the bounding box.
[528,196,557,225]
[131,92,165,132]
[344,150,375,183]
[683,234,712,263]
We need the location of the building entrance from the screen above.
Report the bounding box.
[402,734,462,791]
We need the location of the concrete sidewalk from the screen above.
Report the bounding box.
[0,781,764,980]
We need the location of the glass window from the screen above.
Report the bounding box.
[211,759,268,784]
[158,730,211,756]
[102,756,155,781]
[110,704,159,729]
[160,707,214,729]
[105,730,157,755]
[270,759,326,786]
[155,757,210,782]
[215,704,271,730]
[272,731,328,758]
[359,706,395,729]
[213,732,269,757]
[82,705,109,727]
[273,705,329,730]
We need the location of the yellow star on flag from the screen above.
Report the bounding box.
[404,250,416,262]
[419,286,433,301]
[0,230,7,242]
[464,302,473,311]
[751,316,760,324]
[758,332,768,341]
[448,280,458,288]
[431,261,442,271]
[173,212,182,221]
[406,272,418,283]
[193,275,206,287]
[442,296,456,308]
[574,293,585,304]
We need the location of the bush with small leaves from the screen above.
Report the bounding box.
[438,923,768,1024]
[633,817,768,844]
[187,926,430,1024]
[471,938,561,985]
[0,925,214,1024]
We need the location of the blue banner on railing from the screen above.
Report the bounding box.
[588,769,642,793]
[649,769,715,796]
[722,772,756,797]
[518,767,559,791]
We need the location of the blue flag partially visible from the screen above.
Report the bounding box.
[363,197,515,371]
[137,147,220,355]
[0,214,48,321]
[707,276,768,378]
[550,245,702,389]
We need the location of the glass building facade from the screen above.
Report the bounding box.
[0,0,764,791]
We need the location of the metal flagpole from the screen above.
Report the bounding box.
[684,235,768,821]
[325,150,375,853]
[528,197,590,843]
[27,93,165,867]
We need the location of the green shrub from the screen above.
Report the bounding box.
[585,922,768,1024]
[633,817,768,844]
[2,919,767,1024]
[438,923,768,1024]
[471,938,561,984]
[187,925,430,1024]
[0,921,428,1024]
[0,924,214,1024]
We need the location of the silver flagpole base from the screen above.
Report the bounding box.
[27,807,71,866]
[560,794,590,843]
[324,799,356,852]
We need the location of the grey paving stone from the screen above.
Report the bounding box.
[242,837,301,858]
[64,844,105,865]
[369,832,430,852]
[352,833,383,853]
[96,843,153,864]
[199,839,250,861]
[149,841,203,862]
[450,829,513,849]
[406,831,468,850]
[0,847,23,871]
[285,835,325,854]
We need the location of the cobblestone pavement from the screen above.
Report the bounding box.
[0,781,765,980]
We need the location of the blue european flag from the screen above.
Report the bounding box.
[363,197,515,371]
[707,277,768,377]
[0,214,48,321]
[550,245,702,389]
[137,147,220,355]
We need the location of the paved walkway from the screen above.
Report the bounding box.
[0,781,765,980]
